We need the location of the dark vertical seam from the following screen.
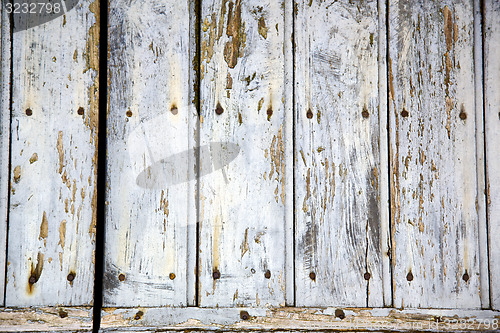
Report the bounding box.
[385,0,394,308]
[92,0,108,330]
[194,0,202,307]
[479,0,491,310]
[3,1,14,306]
[291,0,296,307]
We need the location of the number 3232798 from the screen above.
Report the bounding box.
[4,2,62,14]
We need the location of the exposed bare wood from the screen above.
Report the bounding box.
[0,1,11,306]
[198,0,288,307]
[0,306,92,332]
[389,0,480,308]
[100,307,500,332]
[5,0,99,306]
[484,0,500,311]
[104,0,195,307]
[294,0,384,307]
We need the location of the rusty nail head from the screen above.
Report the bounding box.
[240,310,250,320]
[407,271,414,281]
[401,108,409,117]
[309,272,316,280]
[58,309,68,318]
[267,107,273,116]
[134,311,143,320]
[169,273,176,280]
[77,107,84,116]
[264,270,271,279]
[215,103,224,115]
[118,273,125,281]
[364,272,371,280]
[362,107,369,118]
[213,270,220,279]
[306,109,313,119]
[26,108,32,116]
[126,110,133,117]
[67,273,75,282]
[463,271,469,282]
[335,309,345,319]
[170,105,178,115]
[29,275,36,284]
[459,112,467,120]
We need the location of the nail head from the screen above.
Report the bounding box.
[26,108,32,116]
[118,273,125,281]
[306,109,313,119]
[335,309,345,319]
[215,103,224,115]
[77,107,84,116]
[264,270,271,279]
[169,273,176,280]
[309,272,316,280]
[240,310,250,320]
[29,275,36,284]
[407,271,414,281]
[67,273,75,282]
[401,108,409,117]
[126,110,133,117]
[213,270,220,279]
[364,272,371,280]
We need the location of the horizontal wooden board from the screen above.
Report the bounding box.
[103,0,195,307]
[294,0,384,307]
[100,307,500,332]
[5,0,99,306]
[198,0,288,307]
[388,0,480,308]
[484,0,500,311]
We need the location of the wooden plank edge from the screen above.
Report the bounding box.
[0,0,12,307]
[0,307,93,332]
[99,307,500,332]
[377,0,392,309]
[284,0,294,307]
[473,0,490,310]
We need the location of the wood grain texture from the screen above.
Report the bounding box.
[0,3,11,306]
[104,0,195,307]
[389,0,480,308]
[5,0,99,306]
[100,307,500,332]
[294,0,384,307]
[0,306,93,332]
[484,0,500,311]
[198,0,288,307]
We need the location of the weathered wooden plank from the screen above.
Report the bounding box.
[104,0,195,306]
[473,0,489,309]
[389,0,480,308]
[283,0,294,307]
[377,0,392,308]
[294,0,384,307]
[100,307,500,332]
[484,0,500,311]
[5,0,99,306]
[0,306,93,332]
[0,2,11,306]
[198,0,288,307]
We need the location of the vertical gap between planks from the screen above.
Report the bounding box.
[285,0,295,307]
[384,0,394,308]
[478,0,491,310]
[189,0,202,307]
[93,0,108,330]
[1,1,13,307]
[377,0,392,308]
